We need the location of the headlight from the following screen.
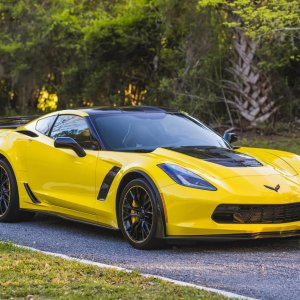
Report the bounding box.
[158,163,217,191]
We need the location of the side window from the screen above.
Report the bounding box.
[35,116,57,135]
[50,115,98,150]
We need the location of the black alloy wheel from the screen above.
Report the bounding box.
[118,178,162,249]
[0,158,35,222]
[0,164,10,216]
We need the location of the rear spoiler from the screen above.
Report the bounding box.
[0,115,40,129]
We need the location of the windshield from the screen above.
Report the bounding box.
[91,113,229,151]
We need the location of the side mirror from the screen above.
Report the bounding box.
[223,132,238,144]
[54,137,86,157]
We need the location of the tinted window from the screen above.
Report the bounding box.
[92,113,228,151]
[50,115,97,150]
[35,116,57,135]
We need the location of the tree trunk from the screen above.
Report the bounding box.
[225,28,277,126]
[15,75,36,115]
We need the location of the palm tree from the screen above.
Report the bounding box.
[225,27,276,126]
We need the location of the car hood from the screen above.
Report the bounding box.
[151,147,297,180]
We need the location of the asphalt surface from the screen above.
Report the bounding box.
[1,214,300,300]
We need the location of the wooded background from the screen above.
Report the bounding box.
[0,0,299,129]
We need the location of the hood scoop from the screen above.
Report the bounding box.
[165,147,262,168]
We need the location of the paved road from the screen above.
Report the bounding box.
[1,214,300,300]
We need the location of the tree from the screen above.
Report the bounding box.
[0,0,86,113]
[199,0,300,126]
[81,0,162,106]
[0,0,299,125]
[0,0,163,113]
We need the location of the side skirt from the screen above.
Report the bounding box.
[19,208,119,231]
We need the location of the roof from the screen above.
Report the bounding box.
[30,106,179,121]
[83,106,178,115]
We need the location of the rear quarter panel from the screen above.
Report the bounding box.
[0,130,30,172]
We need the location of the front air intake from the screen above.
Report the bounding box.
[212,203,300,224]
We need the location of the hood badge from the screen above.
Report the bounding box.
[264,184,280,192]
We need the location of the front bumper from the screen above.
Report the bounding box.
[164,230,300,242]
[161,177,300,237]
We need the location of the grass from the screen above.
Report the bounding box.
[0,242,228,300]
[237,134,300,155]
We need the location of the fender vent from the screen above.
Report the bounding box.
[24,183,41,204]
[97,166,121,201]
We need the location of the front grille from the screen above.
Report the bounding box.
[212,203,300,224]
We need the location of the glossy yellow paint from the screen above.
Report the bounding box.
[0,112,300,238]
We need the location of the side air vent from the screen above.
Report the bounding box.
[24,183,41,204]
[98,166,121,201]
[16,130,39,138]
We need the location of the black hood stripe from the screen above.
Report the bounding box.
[165,147,262,167]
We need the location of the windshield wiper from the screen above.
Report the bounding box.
[115,148,157,153]
[166,145,220,150]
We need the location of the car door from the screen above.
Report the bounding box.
[26,114,99,219]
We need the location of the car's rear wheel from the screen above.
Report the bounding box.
[118,178,163,250]
[0,158,35,222]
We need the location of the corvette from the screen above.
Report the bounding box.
[0,106,300,249]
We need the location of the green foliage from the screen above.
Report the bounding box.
[198,0,300,124]
[151,0,230,122]
[81,2,161,106]
[198,0,300,39]
[0,0,299,127]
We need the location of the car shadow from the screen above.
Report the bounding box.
[31,213,300,253]
[31,213,123,239]
[168,237,300,253]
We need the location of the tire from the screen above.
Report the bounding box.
[118,178,164,250]
[0,158,35,222]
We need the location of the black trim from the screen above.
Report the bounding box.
[165,147,262,167]
[164,230,300,242]
[98,167,121,200]
[47,114,59,137]
[24,183,41,204]
[54,137,87,158]
[16,130,39,137]
[212,203,300,224]
[85,116,103,150]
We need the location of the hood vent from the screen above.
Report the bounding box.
[205,157,262,167]
[166,147,262,168]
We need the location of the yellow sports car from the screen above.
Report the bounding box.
[0,106,300,249]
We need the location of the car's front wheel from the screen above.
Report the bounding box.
[118,178,163,250]
[0,158,35,222]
